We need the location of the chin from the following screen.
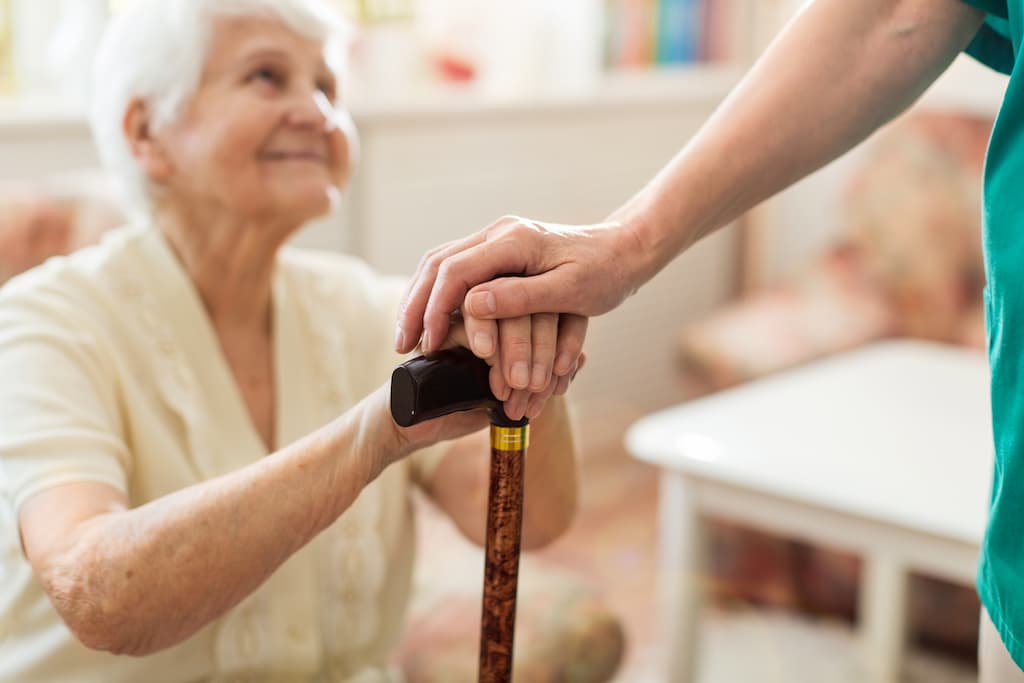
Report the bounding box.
[270,186,339,223]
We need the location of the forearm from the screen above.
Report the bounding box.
[520,396,578,549]
[612,0,985,285]
[42,387,403,655]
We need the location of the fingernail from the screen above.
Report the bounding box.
[394,326,406,351]
[555,353,573,376]
[511,362,530,389]
[469,291,496,316]
[531,363,547,391]
[473,332,494,356]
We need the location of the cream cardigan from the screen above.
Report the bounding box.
[0,225,444,683]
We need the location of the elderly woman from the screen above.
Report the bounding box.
[0,1,585,681]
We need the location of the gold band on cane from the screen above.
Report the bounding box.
[490,425,530,451]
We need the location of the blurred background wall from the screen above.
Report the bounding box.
[0,0,1006,433]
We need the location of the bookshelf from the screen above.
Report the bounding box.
[604,0,803,68]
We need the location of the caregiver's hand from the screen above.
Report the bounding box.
[396,216,643,349]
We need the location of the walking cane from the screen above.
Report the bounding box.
[391,347,528,683]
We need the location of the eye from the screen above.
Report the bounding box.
[248,65,286,89]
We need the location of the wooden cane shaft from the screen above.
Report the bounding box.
[479,424,528,683]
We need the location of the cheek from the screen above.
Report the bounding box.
[206,136,277,207]
[330,118,359,186]
[211,125,266,177]
[176,116,270,189]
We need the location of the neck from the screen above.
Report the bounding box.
[155,202,294,333]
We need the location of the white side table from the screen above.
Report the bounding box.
[625,340,993,683]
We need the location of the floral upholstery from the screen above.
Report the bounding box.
[677,112,992,659]
[680,113,989,393]
[677,246,896,395]
[844,114,987,343]
[0,174,123,284]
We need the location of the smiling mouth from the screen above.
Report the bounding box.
[260,151,328,163]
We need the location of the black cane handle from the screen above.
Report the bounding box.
[390,347,527,428]
[390,347,529,683]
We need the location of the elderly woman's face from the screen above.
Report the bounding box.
[153,17,351,225]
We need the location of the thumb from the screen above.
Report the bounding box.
[466,270,583,319]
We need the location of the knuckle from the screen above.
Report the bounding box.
[434,259,454,284]
[508,220,535,238]
[491,215,520,235]
[423,253,444,277]
[534,342,556,359]
[421,241,452,265]
[505,335,532,353]
[532,335,557,356]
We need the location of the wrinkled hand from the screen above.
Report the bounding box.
[390,311,587,453]
[440,312,586,422]
[395,216,639,394]
[394,217,642,389]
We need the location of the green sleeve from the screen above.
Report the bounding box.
[959,0,1015,74]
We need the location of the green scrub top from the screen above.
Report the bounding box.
[960,0,1024,668]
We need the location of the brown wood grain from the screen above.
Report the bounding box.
[478,446,525,683]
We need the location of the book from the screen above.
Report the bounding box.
[606,0,657,68]
[656,0,701,64]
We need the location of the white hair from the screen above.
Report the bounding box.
[90,0,350,214]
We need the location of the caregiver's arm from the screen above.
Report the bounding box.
[421,395,578,550]
[397,0,986,354]
[17,386,475,658]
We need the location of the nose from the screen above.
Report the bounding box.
[284,90,340,133]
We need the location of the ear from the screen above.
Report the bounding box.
[123,99,174,182]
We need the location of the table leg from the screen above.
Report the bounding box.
[658,471,702,683]
[859,553,908,683]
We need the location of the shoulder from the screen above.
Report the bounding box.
[0,224,141,329]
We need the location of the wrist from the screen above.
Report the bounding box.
[352,385,412,480]
[606,201,661,297]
